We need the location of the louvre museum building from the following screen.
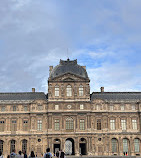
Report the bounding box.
[0,59,141,157]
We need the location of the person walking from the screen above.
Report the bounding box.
[56,151,59,158]
[10,149,16,158]
[29,151,35,158]
[23,151,27,158]
[15,151,22,158]
[44,148,52,158]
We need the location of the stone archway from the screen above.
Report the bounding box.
[65,138,75,155]
[79,138,87,155]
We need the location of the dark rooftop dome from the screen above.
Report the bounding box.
[50,59,89,79]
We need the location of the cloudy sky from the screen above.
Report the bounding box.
[0,0,141,93]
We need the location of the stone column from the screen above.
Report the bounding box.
[75,137,79,156]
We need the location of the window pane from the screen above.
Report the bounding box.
[80,104,84,110]
[22,140,27,153]
[23,120,28,131]
[134,139,140,152]
[132,105,135,110]
[121,105,125,110]
[110,120,115,130]
[66,85,72,97]
[1,106,5,112]
[13,106,16,111]
[123,139,128,152]
[55,105,59,110]
[55,86,59,97]
[121,120,126,130]
[66,118,73,130]
[111,139,117,152]
[37,120,42,131]
[132,119,137,130]
[0,140,3,153]
[79,85,83,96]
[80,119,85,130]
[55,119,60,130]
[24,106,27,111]
[10,140,15,153]
[97,119,101,130]
[0,121,5,132]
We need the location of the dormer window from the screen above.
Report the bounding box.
[66,85,72,97]
[79,85,83,96]
[55,85,59,97]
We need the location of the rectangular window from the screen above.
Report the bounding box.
[80,104,84,110]
[80,119,85,130]
[55,119,60,130]
[13,106,16,111]
[134,139,140,152]
[132,119,137,130]
[24,106,27,111]
[55,86,59,97]
[37,120,42,131]
[121,105,125,110]
[79,86,83,96]
[0,121,5,132]
[55,105,59,110]
[110,119,115,130]
[121,119,126,130]
[132,105,136,110]
[23,120,28,131]
[110,105,114,110]
[11,120,17,131]
[38,105,43,111]
[66,85,72,97]
[97,119,101,130]
[96,105,100,110]
[1,106,5,112]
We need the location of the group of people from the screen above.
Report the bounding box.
[0,148,65,158]
[44,148,65,158]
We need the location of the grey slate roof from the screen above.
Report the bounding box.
[50,59,89,79]
[0,92,47,100]
[91,92,141,101]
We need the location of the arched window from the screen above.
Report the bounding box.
[123,138,129,153]
[10,140,15,152]
[66,117,73,130]
[22,139,27,152]
[79,85,83,96]
[55,85,59,97]
[66,85,72,97]
[0,140,3,152]
[134,138,140,152]
[111,138,118,153]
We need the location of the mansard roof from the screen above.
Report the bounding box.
[50,59,89,79]
[91,92,141,101]
[0,92,46,100]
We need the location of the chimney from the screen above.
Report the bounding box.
[32,88,35,92]
[49,66,53,76]
[82,66,86,70]
[100,87,104,93]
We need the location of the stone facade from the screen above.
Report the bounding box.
[0,59,141,157]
